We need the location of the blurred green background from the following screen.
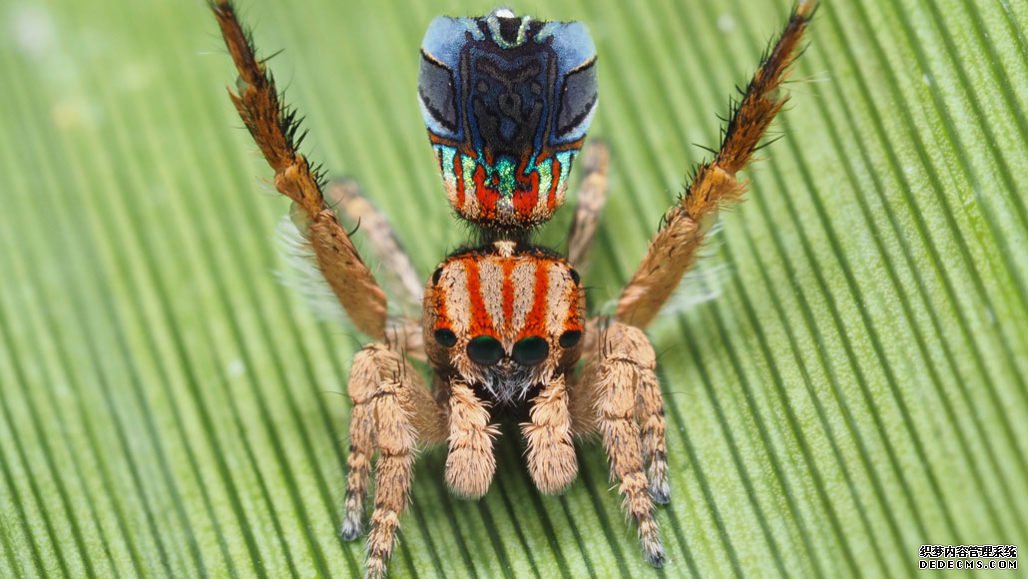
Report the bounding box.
[1,0,1025,577]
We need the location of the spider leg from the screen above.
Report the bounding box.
[636,357,669,504]
[522,373,579,494]
[326,179,424,313]
[211,0,388,339]
[444,379,500,499]
[324,178,426,358]
[342,344,446,579]
[572,319,668,565]
[566,139,611,272]
[615,1,817,328]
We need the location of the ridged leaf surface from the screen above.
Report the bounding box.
[1,0,1025,577]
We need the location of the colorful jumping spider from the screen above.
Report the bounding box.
[211,1,816,577]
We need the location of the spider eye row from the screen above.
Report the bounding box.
[434,330,582,365]
[433,328,458,348]
[512,336,548,365]
[467,336,504,365]
[558,330,582,349]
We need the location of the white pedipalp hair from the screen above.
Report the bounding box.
[480,370,536,406]
[462,354,556,407]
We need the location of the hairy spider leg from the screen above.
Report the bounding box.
[616,0,817,328]
[570,318,669,565]
[209,4,437,577]
[326,179,425,314]
[210,0,389,339]
[323,179,427,358]
[565,139,611,272]
[342,345,447,579]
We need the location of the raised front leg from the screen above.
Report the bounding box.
[342,344,446,579]
[572,319,669,566]
[211,0,388,339]
[615,1,817,328]
[326,178,425,314]
[324,178,427,358]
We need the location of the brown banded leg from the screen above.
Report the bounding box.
[211,0,388,339]
[522,373,578,494]
[326,179,425,313]
[615,1,817,328]
[572,319,668,566]
[341,358,375,541]
[636,361,669,503]
[341,344,446,579]
[445,379,499,499]
[566,139,611,272]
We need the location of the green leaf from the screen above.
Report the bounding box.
[1,0,1025,577]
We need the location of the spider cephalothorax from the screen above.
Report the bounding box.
[424,240,585,405]
[418,8,598,228]
[211,1,816,576]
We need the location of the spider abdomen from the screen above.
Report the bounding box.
[418,9,598,228]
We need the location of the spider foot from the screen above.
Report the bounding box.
[630,462,668,566]
[648,450,671,505]
[339,501,364,541]
[642,534,667,568]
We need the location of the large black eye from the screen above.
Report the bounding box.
[558,330,582,349]
[434,328,457,348]
[512,336,549,366]
[466,336,504,366]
